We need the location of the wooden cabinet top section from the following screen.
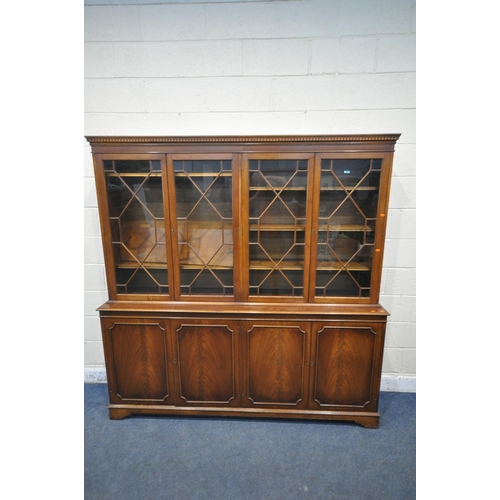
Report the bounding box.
[89,134,399,305]
[86,134,400,152]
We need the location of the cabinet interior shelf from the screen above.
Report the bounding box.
[250,186,307,191]
[116,262,167,269]
[116,261,371,272]
[178,261,231,270]
[105,172,162,177]
[319,186,378,191]
[249,224,373,232]
[116,221,373,233]
[174,172,232,177]
[318,224,375,232]
[249,224,306,231]
[249,261,371,271]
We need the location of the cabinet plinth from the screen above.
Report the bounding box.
[89,135,399,428]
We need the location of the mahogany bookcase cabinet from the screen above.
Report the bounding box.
[87,134,399,428]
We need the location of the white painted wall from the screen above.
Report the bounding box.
[84,0,416,390]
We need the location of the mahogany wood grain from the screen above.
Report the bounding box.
[102,319,171,403]
[97,300,389,317]
[173,320,238,405]
[243,322,310,408]
[369,152,395,303]
[311,325,376,408]
[89,135,398,427]
[107,404,380,428]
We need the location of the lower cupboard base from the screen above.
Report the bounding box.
[107,405,380,428]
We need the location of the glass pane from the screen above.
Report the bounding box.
[248,159,308,297]
[175,160,233,296]
[249,269,303,297]
[105,160,168,295]
[330,159,370,187]
[114,160,151,174]
[316,158,381,298]
[180,269,233,296]
[315,270,371,298]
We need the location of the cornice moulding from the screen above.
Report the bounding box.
[85,134,401,145]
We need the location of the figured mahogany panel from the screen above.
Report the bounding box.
[175,322,236,404]
[312,325,376,408]
[244,323,309,406]
[107,321,169,401]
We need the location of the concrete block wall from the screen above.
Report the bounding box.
[84,0,416,391]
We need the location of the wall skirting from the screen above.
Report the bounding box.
[380,375,416,393]
[85,367,106,383]
[84,367,416,393]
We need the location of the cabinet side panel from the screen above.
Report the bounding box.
[108,322,169,401]
[313,326,375,407]
[176,324,236,404]
[246,324,307,406]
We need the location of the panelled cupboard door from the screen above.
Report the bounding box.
[241,321,311,409]
[171,319,241,406]
[101,318,175,405]
[309,322,385,411]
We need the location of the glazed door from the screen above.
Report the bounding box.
[242,154,315,301]
[170,319,241,407]
[309,322,386,412]
[310,153,393,303]
[101,318,175,405]
[241,321,311,409]
[168,154,241,300]
[94,155,173,300]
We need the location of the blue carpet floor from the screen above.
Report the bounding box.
[85,384,415,500]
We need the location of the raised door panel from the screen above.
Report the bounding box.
[101,319,173,404]
[310,323,383,410]
[242,322,310,409]
[172,319,239,406]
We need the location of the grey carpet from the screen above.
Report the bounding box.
[85,384,415,500]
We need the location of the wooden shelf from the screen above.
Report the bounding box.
[319,186,377,191]
[116,262,167,269]
[249,224,306,231]
[249,186,307,191]
[249,260,304,270]
[174,171,232,177]
[116,261,234,271]
[179,264,233,271]
[317,261,371,271]
[105,172,162,177]
[116,260,369,272]
[318,224,374,232]
[249,261,371,271]
[248,224,373,232]
[176,220,233,229]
